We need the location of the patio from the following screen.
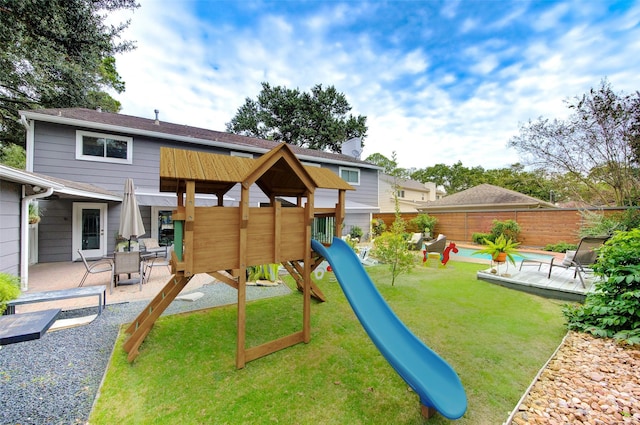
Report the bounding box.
[19,257,214,315]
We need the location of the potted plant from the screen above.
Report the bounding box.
[472,234,520,266]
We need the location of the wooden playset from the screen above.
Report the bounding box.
[123,144,353,366]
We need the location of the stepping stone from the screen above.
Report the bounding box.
[176,292,204,302]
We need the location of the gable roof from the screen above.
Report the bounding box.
[418,183,555,211]
[20,108,379,170]
[159,145,353,198]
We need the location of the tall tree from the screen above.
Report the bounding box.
[509,79,640,206]
[0,0,139,149]
[226,82,367,153]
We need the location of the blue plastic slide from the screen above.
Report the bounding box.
[311,237,467,420]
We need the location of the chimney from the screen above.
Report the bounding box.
[96,106,102,113]
[154,109,160,125]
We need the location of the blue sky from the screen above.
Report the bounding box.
[111,0,640,170]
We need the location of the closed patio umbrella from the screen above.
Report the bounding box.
[119,178,145,250]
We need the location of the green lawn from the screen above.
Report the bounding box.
[90,261,566,424]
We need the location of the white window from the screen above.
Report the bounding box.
[339,167,360,185]
[397,190,405,198]
[76,130,132,164]
[230,151,253,158]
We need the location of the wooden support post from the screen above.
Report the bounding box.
[184,181,195,277]
[303,191,313,343]
[335,190,346,239]
[421,404,437,419]
[236,185,249,369]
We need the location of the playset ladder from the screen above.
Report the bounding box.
[123,271,192,362]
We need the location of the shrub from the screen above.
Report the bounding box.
[0,272,21,314]
[490,219,521,242]
[349,225,363,240]
[410,214,437,235]
[371,218,386,237]
[543,242,578,253]
[472,232,493,244]
[563,228,640,345]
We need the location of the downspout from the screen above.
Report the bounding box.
[20,186,54,291]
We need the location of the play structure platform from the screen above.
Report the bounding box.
[312,237,467,420]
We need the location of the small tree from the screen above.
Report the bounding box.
[372,160,415,286]
[563,228,640,344]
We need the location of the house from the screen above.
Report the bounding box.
[417,183,555,212]
[11,107,380,288]
[378,173,444,213]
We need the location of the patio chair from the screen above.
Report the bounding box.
[77,249,113,287]
[113,251,143,293]
[139,238,168,258]
[424,234,446,255]
[547,236,609,287]
[407,232,423,250]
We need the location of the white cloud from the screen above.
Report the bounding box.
[108,0,640,172]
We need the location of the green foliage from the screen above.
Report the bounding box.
[472,232,493,244]
[371,218,386,237]
[348,225,363,240]
[490,219,521,242]
[0,143,26,168]
[543,242,578,253]
[0,272,21,314]
[0,0,138,147]
[472,234,521,266]
[563,228,640,344]
[247,264,280,282]
[372,219,415,286]
[226,82,367,153]
[580,209,640,239]
[410,214,438,234]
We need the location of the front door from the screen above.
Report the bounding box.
[73,203,108,260]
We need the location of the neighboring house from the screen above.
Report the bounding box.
[378,173,444,213]
[417,183,555,212]
[16,107,380,275]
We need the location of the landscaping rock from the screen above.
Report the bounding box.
[508,332,640,424]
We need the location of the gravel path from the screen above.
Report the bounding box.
[0,282,291,425]
[508,331,640,424]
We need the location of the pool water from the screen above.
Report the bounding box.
[452,247,555,263]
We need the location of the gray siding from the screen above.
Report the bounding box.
[31,121,379,261]
[0,180,21,275]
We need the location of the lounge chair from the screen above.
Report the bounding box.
[424,234,446,255]
[407,232,423,250]
[139,238,168,258]
[547,236,609,287]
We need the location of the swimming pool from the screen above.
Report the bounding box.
[451,247,555,263]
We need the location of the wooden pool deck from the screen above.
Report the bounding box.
[475,261,596,302]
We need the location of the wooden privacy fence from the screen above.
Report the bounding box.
[373,208,630,247]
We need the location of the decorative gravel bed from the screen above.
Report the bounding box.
[507,331,640,424]
[0,282,291,425]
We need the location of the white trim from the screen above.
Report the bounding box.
[75,130,133,164]
[339,166,360,186]
[302,161,321,167]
